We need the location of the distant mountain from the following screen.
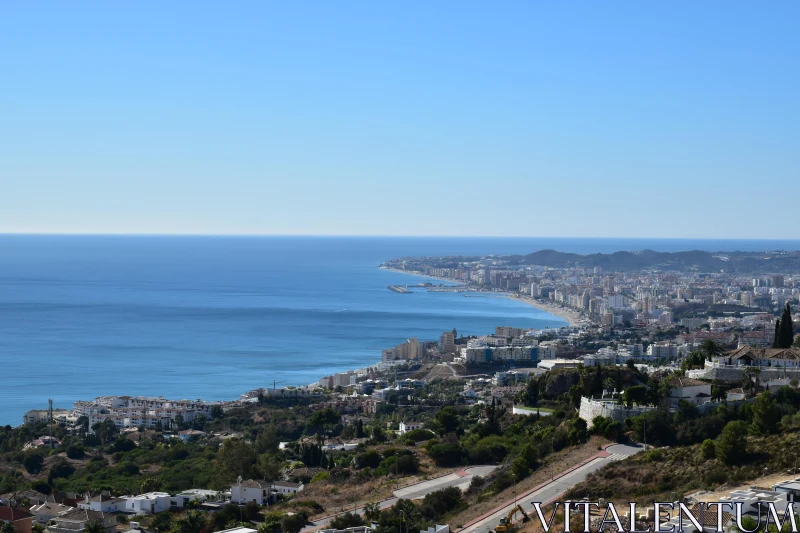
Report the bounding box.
[506,249,730,271]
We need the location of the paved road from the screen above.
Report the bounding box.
[459,444,642,533]
[303,466,498,532]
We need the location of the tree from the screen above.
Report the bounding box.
[329,512,364,530]
[773,319,781,348]
[422,487,465,518]
[751,392,781,435]
[700,439,716,460]
[1,523,17,533]
[778,303,794,348]
[433,406,460,436]
[210,405,224,419]
[700,339,724,361]
[716,420,748,466]
[281,512,308,533]
[214,438,258,486]
[363,503,381,523]
[178,511,206,533]
[84,522,104,533]
[623,386,646,407]
[151,511,174,533]
[23,452,44,474]
[256,425,280,454]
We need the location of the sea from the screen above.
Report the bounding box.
[2,235,800,426]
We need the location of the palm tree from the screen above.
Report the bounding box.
[700,339,723,361]
[83,521,104,533]
[178,511,206,533]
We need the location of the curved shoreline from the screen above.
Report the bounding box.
[380,266,577,326]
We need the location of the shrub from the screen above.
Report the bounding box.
[66,445,85,460]
[700,439,716,460]
[310,471,330,483]
[329,512,364,530]
[421,487,465,518]
[426,443,466,467]
[468,436,510,464]
[716,421,748,466]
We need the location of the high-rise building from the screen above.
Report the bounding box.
[440,331,455,352]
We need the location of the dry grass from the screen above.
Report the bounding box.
[449,437,610,529]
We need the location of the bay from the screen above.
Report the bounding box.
[1,235,799,426]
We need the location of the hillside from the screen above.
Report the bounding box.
[564,430,800,505]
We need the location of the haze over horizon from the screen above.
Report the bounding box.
[3,2,799,239]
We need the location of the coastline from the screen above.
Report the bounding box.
[380,266,581,327]
[502,294,583,327]
[380,266,467,286]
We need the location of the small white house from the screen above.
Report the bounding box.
[231,480,271,505]
[398,422,423,435]
[271,481,304,495]
[124,492,176,515]
[666,376,712,408]
[78,494,125,513]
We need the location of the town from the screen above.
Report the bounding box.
[5,249,800,533]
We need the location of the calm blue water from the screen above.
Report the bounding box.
[2,235,799,426]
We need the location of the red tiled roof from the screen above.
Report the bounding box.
[0,507,34,522]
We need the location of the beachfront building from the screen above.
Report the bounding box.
[75,396,214,432]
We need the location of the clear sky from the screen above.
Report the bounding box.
[2,2,798,238]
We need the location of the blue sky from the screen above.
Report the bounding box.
[1,2,798,238]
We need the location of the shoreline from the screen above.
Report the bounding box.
[381,266,582,327]
[502,293,583,327]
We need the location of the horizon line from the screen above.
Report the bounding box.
[1,232,800,241]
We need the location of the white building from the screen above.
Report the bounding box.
[271,481,304,495]
[124,492,176,515]
[231,480,272,505]
[665,376,712,408]
[398,422,423,434]
[78,494,125,513]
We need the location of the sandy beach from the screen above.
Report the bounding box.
[501,293,584,327]
[381,266,583,327]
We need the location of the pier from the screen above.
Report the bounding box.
[388,285,412,293]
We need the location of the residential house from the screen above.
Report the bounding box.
[77,494,124,513]
[47,509,116,533]
[721,347,800,368]
[123,492,177,515]
[398,422,423,435]
[178,430,205,442]
[29,502,73,525]
[773,479,800,502]
[230,480,271,505]
[0,507,34,533]
[271,482,303,495]
[665,376,712,408]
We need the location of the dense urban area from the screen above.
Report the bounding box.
[7,249,800,533]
